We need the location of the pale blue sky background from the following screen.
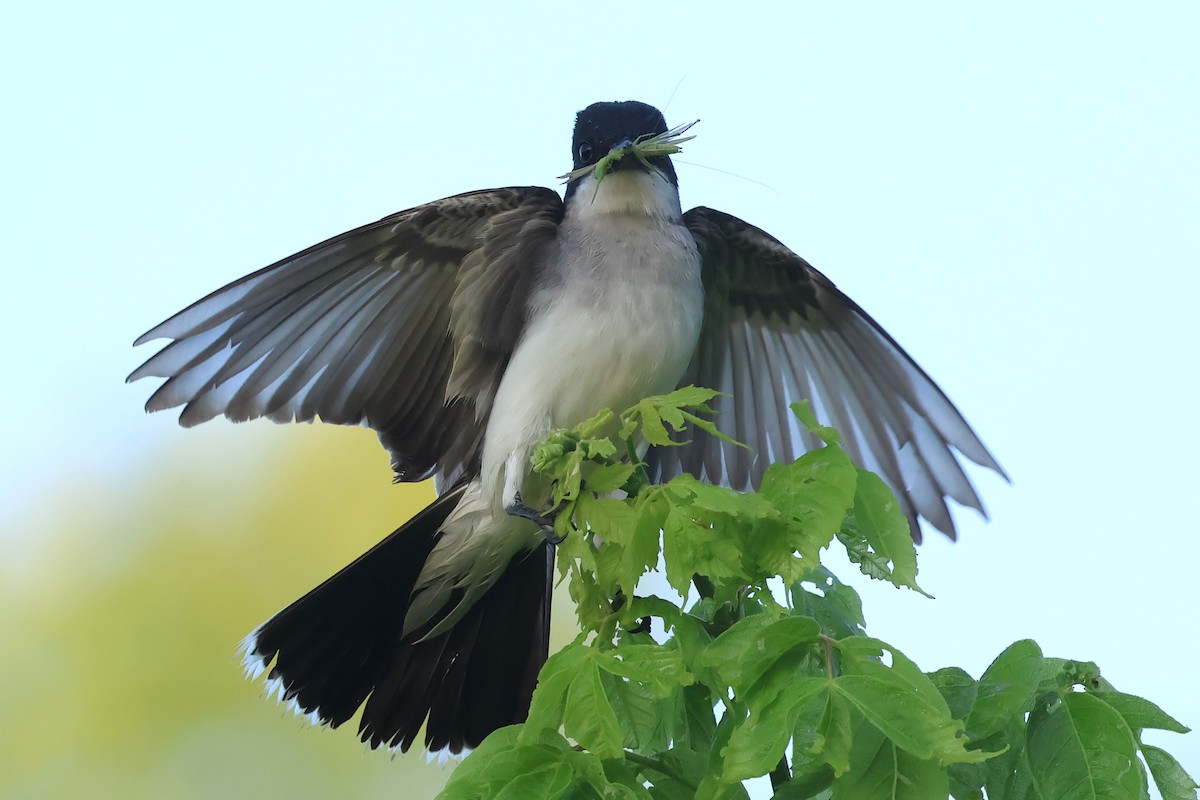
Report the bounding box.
[3,0,1197,793]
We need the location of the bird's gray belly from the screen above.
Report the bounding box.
[479,249,703,504]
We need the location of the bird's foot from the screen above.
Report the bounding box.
[506,494,564,544]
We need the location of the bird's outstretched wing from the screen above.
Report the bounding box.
[129,187,564,487]
[647,206,1006,540]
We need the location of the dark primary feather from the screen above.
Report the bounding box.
[647,206,1007,540]
[243,484,553,753]
[128,187,563,485]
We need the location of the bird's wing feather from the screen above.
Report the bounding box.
[129,187,564,485]
[647,206,1006,540]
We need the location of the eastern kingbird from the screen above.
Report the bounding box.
[129,100,1004,754]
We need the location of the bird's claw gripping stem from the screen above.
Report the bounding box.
[506,495,565,544]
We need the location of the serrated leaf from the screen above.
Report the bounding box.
[587,462,637,494]
[835,638,985,765]
[564,654,626,759]
[1026,692,1147,800]
[577,494,637,541]
[839,638,960,724]
[831,715,949,800]
[967,640,1043,739]
[792,568,867,640]
[1090,691,1190,735]
[640,404,673,445]
[648,385,723,413]
[813,690,854,777]
[722,676,827,782]
[661,504,745,595]
[525,644,591,735]
[790,400,843,446]
[1142,744,1200,800]
[599,668,677,751]
[439,726,603,800]
[522,643,626,760]
[760,445,858,564]
[851,470,925,592]
[701,614,821,695]
[575,407,617,439]
[597,644,693,697]
[667,473,776,519]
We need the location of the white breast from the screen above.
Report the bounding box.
[481,171,705,508]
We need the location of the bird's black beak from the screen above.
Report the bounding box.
[608,139,648,173]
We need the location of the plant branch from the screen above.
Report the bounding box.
[624,751,698,791]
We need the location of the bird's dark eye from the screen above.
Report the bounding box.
[577,141,594,163]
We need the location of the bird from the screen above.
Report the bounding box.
[128,99,1005,755]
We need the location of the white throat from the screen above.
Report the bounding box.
[565,170,683,220]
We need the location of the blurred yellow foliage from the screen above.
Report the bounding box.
[1,422,576,799]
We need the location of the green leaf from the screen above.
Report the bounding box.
[651,384,723,412]
[439,726,603,800]
[586,462,637,494]
[701,614,821,695]
[812,690,854,777]
[927,667,977,723]
[598,760,657,800]
[983,719,1039,800]
[639,403,673,445]
[722,677,827,782]
[792,568,867,640]
[1026,692,1147,800]
[564,653,626,759]
[695,713,754,800]
[1090,690,1190,735]
[946,762,986,800]
[596,644,693,698]
[834,638,985,766]
[774,763,836,799]
[525,643,590,735]
[831,714,949,800]
[515,387,1200,800]
[790,400,843,446]
[760,445,858,564]
[967,640,1043,739]
[680,682,718,746]
[1142,744,1200,800]
[577,494,638,540]
[701,615,825,782]
[661,503,745,595]
[851,470,924,593]
[522,644,626,760]
[598,669,676,751]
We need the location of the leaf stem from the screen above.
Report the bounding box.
[624,751,699,791]
[822,636,835,679]
[623,434,651,493]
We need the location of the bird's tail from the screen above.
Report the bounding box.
[238,483,553,754]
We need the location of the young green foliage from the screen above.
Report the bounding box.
[439,392,1197,800]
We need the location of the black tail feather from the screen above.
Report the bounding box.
[241,484,552,753]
